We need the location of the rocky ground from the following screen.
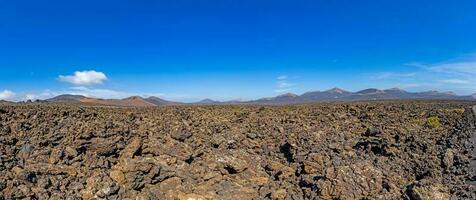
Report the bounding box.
[0,101,475,200]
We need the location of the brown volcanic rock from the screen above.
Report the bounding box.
[121,96,157,107]
[79,96,156,107]
[0,101,475,199]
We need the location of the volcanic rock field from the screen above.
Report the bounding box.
[0,101,475,199]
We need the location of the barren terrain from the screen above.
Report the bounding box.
[0,101,475,199]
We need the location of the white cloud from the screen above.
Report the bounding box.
[427,61,476,75]
[277,82,296,88]
[0,90,15,100]
[274,88,292,93]
[0,90,62,102]
[371,54,476,95]
[59,70,107,85]
[274,75,297,93]
[439,79,471,84]
[423,56,476,93]
[370,72,416,80]
[404,62,427,68]
[23,91,58,100]
[409,53,476,76]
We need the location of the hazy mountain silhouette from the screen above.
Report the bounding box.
[300,88,352,101]
[44,87,476,106]
[46,94,87,102]
[195,98,220,104]
[144,96,181,106]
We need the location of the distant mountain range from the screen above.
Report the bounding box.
[20,87,476,106]
[45,94,181,107]
[247,88,475,104]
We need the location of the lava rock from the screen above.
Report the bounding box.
[363,127,381,137]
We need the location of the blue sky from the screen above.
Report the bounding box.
[1,0,475,101]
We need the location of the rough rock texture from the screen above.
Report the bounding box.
[0,101,475,199]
